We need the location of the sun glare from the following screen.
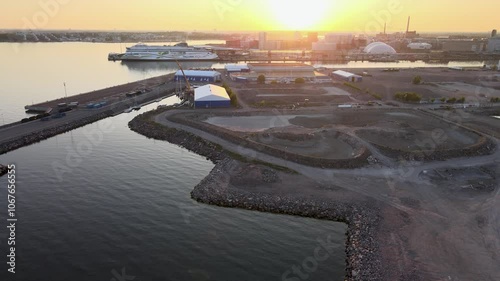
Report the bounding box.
[269,0,332,30]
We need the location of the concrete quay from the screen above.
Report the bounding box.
[0,75,177,155]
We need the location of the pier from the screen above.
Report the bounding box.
[0,74,178,155]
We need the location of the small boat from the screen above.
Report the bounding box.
[124,108,133,113]
[132,105,141,111]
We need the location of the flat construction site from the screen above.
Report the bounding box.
[129,67,500,280]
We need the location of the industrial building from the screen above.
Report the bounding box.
[194,84,230,109]
[224,64,250,73]
[312,33,354,51]
[227,63,329,83]
[174,70,222,83]
[407,42,432,50]
[441,40,485,53]
[363,42,397,54]
[331,70,363,83]
[257,31,314,50]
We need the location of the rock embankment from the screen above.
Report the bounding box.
[192,158,382,281]
[0,111,113,156]
[128,109,227,162]
[0,165,7,177]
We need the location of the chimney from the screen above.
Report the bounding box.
[406,16,411,34]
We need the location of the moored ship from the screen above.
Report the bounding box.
[109,42,219,61]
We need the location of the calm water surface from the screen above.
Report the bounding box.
[0,94,347,279]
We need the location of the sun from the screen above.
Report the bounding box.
[269,0,332,30]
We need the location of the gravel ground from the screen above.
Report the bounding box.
[129,109,386,281]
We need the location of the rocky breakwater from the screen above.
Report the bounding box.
[128,109,227,162]
[192,158,382,281]
[0,111,114,155]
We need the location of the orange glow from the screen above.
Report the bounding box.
[268,0,334,30]
[1,0,499,32]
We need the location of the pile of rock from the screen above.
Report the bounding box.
[128,111,227,163]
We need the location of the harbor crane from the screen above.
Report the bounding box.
[175,60,194,105]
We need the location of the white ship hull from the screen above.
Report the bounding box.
[111,42,220,61]
[120,52,219,61]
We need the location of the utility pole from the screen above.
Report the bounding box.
[64,82,68,101]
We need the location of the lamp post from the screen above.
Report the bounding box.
[64,82,68,101]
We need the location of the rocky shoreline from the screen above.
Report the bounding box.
[128,109,383,281]
[0,111,113,156]
[0,164,8,177]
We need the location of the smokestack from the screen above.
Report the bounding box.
[493,29,498,38]
[406,16,411,33]
[384,22,387,35]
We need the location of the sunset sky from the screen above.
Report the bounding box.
[1,0,498,33]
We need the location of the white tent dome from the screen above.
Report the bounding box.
[195,84,230,102]
[364,42,397,54]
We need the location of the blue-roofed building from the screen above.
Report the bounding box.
[174,70,222,83]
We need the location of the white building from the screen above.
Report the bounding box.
[332,70,363,82]
[407,43,432,50]
[364,42,397,54]
[224,64,250,73]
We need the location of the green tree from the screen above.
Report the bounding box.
[457,97,465,103]
[257,75,266,84]
[447,97,457,103]
[412,75,422,85]
[295,77,305,84]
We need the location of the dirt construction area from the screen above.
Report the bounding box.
[136,68,500,280]
[200,108,489,162]
[143,104,500,280]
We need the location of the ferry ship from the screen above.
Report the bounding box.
[109,42,219,61]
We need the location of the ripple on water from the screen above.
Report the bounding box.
[0,112,347,281]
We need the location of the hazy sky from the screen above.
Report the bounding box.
[1,0,498,33]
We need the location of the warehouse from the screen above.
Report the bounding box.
[224,64,250,73]
[174,70,222,83]
[229,63,317,83]
[331,70,363,83]
[194,84,231,109]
